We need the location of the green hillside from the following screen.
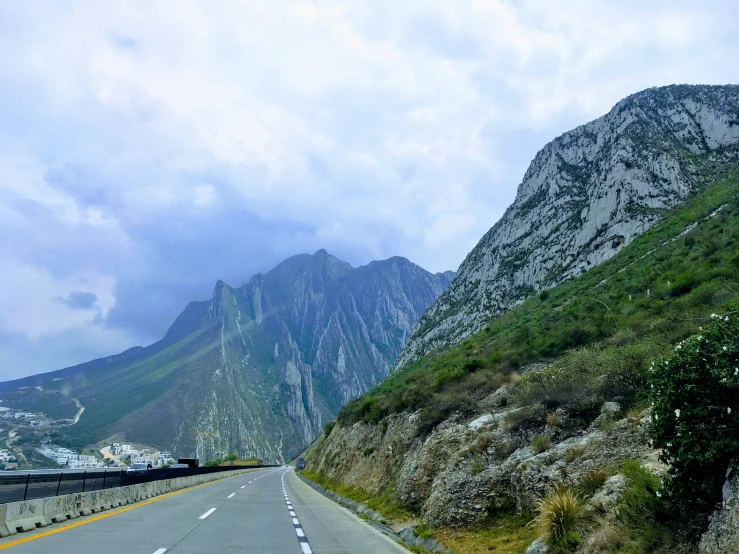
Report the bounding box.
[339,172,739,434]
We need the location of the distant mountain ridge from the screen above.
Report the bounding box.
[0,251,454,463]
[395,84,739,370]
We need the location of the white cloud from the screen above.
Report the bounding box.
[0,0,738,376]
[0,259,117,339]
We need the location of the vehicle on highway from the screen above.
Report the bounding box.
[126,463,152,475]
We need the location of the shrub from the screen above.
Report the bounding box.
[492,439,516,461]
[609,460,674,552]
[505,403,547,431]
[531,485,583,550]
[618,461,662,528]
[546,411,562,428]
[470,433,494,454]
[471,454,484,474]
[531,434,553,453]
[414,522,434,540]
[463,358,484,372]
[650,312,739,504]
[563,446,585,463]
[324,420,336,436]
[576,470,608,498]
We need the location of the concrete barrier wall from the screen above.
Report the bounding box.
[0,469,256,538]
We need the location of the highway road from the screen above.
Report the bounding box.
[0,467,409,553]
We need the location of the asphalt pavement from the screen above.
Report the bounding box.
[0,467,409,553]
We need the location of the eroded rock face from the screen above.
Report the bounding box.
[396,85,739,370]
[183,252,455,462]
[699,469,739,554]
[305,395,658,528]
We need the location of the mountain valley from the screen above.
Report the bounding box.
[0,251,453,464]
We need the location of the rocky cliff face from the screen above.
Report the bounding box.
[396,85,739,369]
[700,470,739,554]
[305,391,658,528]
[0,251,453,463]
[183,251,454,461]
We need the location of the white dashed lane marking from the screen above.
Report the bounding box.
[199,508,217,520]
[227,493,235,498]
[281,468,313,554]
[152,549,167,554]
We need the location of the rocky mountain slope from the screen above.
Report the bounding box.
[306,172,739,553]
[0,251,453,463]
[396,84,739,370]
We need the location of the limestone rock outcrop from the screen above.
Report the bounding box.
[396,85,739,369]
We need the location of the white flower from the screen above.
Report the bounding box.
[675,409,681,418]
[656,491,662,498]
[729,408,732,415]
[654,414,659,420]
[724,346,728,351]
[711,313,718,318]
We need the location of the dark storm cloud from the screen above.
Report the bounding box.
[58,291,98,310]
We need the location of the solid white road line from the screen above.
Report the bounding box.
[228,493,235,498]
[241,485,245,488]
[153,549,167,554]
[199,508,217,520]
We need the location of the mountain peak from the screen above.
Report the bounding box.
[396,83,739,370]
[4,250,454,463]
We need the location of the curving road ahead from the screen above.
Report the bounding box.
[0,467,408,553]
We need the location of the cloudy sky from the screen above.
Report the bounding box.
[1,0,738,379]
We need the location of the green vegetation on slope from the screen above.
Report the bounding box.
[339,174,739,438]
[650,313,739,504]
[300,470,413,521]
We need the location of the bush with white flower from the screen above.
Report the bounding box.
[650,312,739,504]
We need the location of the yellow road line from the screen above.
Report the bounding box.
[0,470,258,550]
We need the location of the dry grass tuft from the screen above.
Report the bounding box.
[531,485,583,547]
[546,411,562,427]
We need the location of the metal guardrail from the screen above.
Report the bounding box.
[0,465,275,504]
